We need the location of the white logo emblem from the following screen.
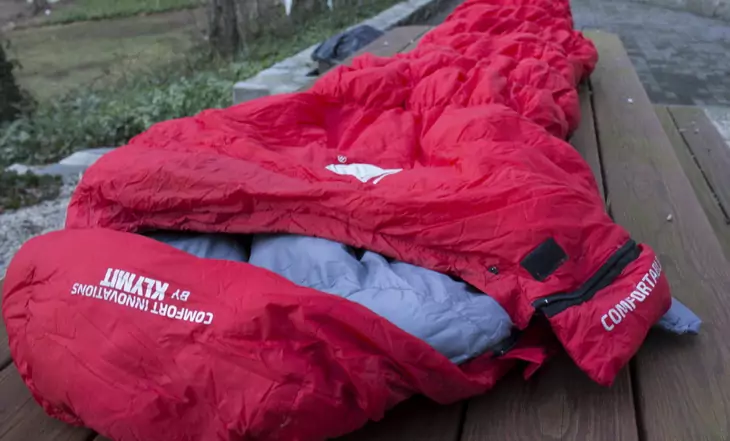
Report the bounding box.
[325,163,402,184]
[337,155,347,163]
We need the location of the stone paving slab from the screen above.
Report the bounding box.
[572,0,730,106]
[7,147,114,178]
[628,0,730,21]
[703,106,730,146]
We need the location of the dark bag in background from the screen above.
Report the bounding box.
[312,25,383,72]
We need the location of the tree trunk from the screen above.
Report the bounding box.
[0,42,25,123]
[207,0,242,56]
[31,0,50,15]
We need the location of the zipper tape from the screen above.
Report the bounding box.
[532,240,641,318]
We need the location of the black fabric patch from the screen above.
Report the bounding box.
[521,238,567,281]
[534,240,640,317]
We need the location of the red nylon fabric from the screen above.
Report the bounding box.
[2,0,671,440]
[3,229,539,440]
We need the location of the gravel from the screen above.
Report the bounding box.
[0,175,79,278]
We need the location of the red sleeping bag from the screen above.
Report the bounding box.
[2,0,672,440]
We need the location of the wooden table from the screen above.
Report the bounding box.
[2,27,730,441]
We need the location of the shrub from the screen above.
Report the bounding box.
[0,0,403,168]
[0,72,234,167]
[0,170,61,212]
[0,40,29,123]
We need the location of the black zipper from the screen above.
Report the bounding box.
[532,240,641,318]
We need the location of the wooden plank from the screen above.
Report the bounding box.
[668,105,730,218]
[588,30,730,441]
[0,364,93,441]
[1,275,98,440]
[95,397,462,441]
[342,25,431,64]
[339,397,463,441]
[0,278,9,369]
[655,105,730,261]
[461,84,638,441]
[462,354,638,441]
[398,26,432,54]
[571,81,605,201]
[0,314,9,370]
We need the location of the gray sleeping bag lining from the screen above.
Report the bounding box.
[144,231,701,365]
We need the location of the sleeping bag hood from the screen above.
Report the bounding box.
[2,0,681,440]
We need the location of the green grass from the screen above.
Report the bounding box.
[46,0,203,24]
[1,0,404,169]
[10,0,401,101]
[10,8,205,100]
[1,0,405,209]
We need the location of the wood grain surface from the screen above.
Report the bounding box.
[347,25,431,60]
[668,105,730,220]
[655,105,730,261]
[2,278,92,440]
[571,81,606,201]
[93,398,463,441]
[0,365,94,441]
[339,397,463,441]
[462,354,638,441]
[0,278,10,369]
[460,80,637,441]
[588,30,730,441]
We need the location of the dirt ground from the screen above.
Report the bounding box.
[6,7,207,99]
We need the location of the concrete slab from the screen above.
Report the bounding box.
[232,0,446,104]
[626,0,730,21]
[35,163,86,178]
[58,147,115,167]
[703,106,730,148]
[572,0,730,106]
[6,147,114,178]
[232,82,270,105]
[6,164,42,175]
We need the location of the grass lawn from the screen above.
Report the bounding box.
[2,0,407,165]
[2,0,409,208]
[46,0,204,24]
[9,0,405,102]
[10,8,205,100]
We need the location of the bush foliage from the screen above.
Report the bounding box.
[0,0,402,169]
[0,40,30,124]
[0,170,61,212]
[1,72,235,166]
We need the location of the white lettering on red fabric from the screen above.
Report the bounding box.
[601,257,662,332]
[71,268,214,325]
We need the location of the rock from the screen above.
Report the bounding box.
[6,164,34,175]
[59,147,115,167]
[232,82,270,105]
[0,176,79,277]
